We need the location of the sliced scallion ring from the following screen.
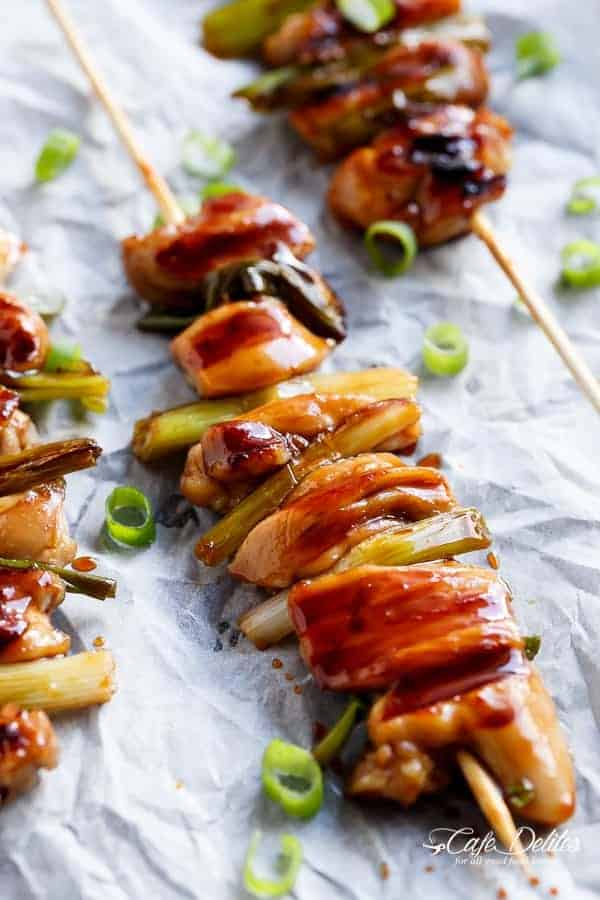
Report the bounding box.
[335,0,395,33]
[567,176,600,215]
[423,322,469,377]
[262,738,323,819]
[182,130,235,178]
[105,486,156,548]
[44,342,82,373]
[364,220,417,277]
[312,698,363,766]
[515,32,560,79]
[201,181,243,201]
[35,129,81,182]
[561,240,600,289]
[243,830,302,899]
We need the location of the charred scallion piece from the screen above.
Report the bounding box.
[202,0,315,58]
[0,651,116,712]
[203,245,346,341]
[133,367,418,462]
[196,399,417,566]
[0,557,116,601]
[239,508,491,648]
[136,311,198,334]
[2,364,110,413]
[0,438,101,495]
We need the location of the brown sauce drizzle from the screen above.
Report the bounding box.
[72,556,97,572]
[192,302,287,369]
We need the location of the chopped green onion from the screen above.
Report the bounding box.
[182,130,235,179]
[422,322,469,377]
[561,240,600,289]
[335,0,395,34]
[364,221,417,277]
[243,831,302,899]
[35,129,81,182]
[523,634,541,661]
[516,32,560,79]
[154,195,200,229]
[105,486,156,549]
[313,698,363,766]
[507,777,536,809]
[567,176,600,215]
[44,342,82,373]
[201,182,243,201]
[262,739,323,819]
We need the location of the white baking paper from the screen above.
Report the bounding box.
[1,0,600,897]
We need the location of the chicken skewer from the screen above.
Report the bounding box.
[211,0,600,414]
[42,0,543,867]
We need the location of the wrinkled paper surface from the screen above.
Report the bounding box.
[1,0,600,897]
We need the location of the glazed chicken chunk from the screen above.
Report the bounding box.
[0,567,67,663]
[328,104,512,244]
[181,391,421,511]
[122,192,315,309]
[0,480,77,566]
[230,452,452,588]
[263,0,461,66]
[289,39,489,159]
[286,562,575,826]
[171,298,333,398]
[0,388,37,456]
[0,292,49,372]
[0,704,58,805]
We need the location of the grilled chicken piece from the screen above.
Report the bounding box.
[230,455,452,587]
[181,392,421,510]
[122,192,315,310]
[171,298,333,398]
[290,39,488,159]
[0,567,67,663]
[263,0,461,66]
[0,704,58,804]
[0,388,36,456]
[329,104,512,244]
[0,480,77,566]
[0,292,49,372]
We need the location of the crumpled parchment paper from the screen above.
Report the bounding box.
[1,0,600,897]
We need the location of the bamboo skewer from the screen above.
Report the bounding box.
[472,211,600,414]
[44,0,183,228]
[44,0,532,872]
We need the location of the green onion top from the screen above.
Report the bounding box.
[201,181,243,200]
[561,240,600,289]
[523,634,541,661]
[422,322,469,377]
[262,738,323,819]
[312,698,363,766]
[567,176,600,216]
[105,486,156,549]
[35,129,81,182]
[516,32,561,79]
[364,220,417,277]
[507,777,536,809]
[182,130,235,179]
[44,342,83,373]
[243,831,303,898]
[335,0,395,34]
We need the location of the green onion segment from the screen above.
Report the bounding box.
[35,129,81,182]
[523,634,541,661]
[44,342,82,373]
[567,176,600,215]
[243,830,302,899]
[515,32,561,79]
[507,777,536,809]
[105,486,156,548]
[201,181,243,200]
[422,322,469,377]
[561,240,600,289]
[335,0,395,34]
[182,130,235,179]
[262,739,323,819]
[313,698,363,766]
[364,221,417,277]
